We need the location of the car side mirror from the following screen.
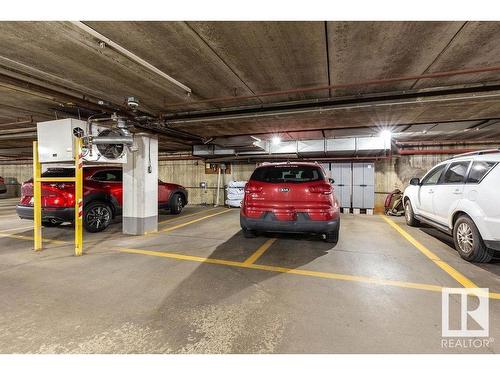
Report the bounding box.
[329,178,334,184]
[409,177,420,186]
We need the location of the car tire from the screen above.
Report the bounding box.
[453,215,493,263]
[242,227,257,238]
[404,199,420,227]
[42,220,62,227]
[170,193,184,215]
[83,201,112,233]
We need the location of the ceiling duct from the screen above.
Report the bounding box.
[193,136,390,159]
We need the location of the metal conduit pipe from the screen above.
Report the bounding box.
[165,64,500,108]
[396,140,500,147]
[92,136,134,145]
[397,148,478,155]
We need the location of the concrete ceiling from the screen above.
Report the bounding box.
[1,21,500,157]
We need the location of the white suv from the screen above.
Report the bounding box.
[403,149,500,263]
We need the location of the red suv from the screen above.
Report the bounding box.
[240,162,340,243]
[16,166,188,232]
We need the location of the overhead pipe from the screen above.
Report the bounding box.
[396,140,500,147]
[0,73,121,114]
[0,119,33,128]
[0,132,36,140]
[0,127,37,135]
[70,22,192,94]
[206,154,391,163]
[165,64,500,108]
[397,148,478,155]
[164,90,500,126]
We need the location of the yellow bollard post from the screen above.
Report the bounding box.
[33,141,42,251]
[74,138,83,256]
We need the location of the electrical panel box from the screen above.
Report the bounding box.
[37,119,127,164]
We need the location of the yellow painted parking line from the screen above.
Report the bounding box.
[0,225,34,233]
[161,209,233,233]
[0,232,67,245]
[117,247,458,296]
[382,216,478,289]
[244,238,277,265]
[159,207,222,224]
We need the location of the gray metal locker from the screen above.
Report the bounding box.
[352,162,375,208]
[331,163,352,208]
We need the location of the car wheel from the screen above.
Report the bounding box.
[242,227,257,238]
[453,215,493,263]
[84,202,112,233]
[404,199,420,227]
[170,193,184,215]
[42,220,62,227]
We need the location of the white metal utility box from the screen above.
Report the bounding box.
[37,119,127,164]
[37,119,86,163]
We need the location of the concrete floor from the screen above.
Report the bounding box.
[0,197,499,353]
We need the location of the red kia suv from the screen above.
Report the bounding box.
[240,162,340,243]
[16,166,188,232]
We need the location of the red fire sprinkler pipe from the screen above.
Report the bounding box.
[397,148,477,155]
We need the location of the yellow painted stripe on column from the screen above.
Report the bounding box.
[382,216,478,289]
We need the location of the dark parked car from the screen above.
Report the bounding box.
[0,176,6,194]
[240,162,340,243]
[16,166,188,232]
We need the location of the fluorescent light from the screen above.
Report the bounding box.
[380,129,392,141]
[380,129,392,149]
[271,136,281,145]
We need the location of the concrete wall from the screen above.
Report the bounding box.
[374,154,451,211]
[158,160,257,205]
[0,154,483,210]
[0,164,29,198]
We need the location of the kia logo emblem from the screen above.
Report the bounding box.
[280,187,290,192]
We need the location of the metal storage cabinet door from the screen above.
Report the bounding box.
[363,184,375,208]
[363,163,375,209]
[352,163,363,208]
[352,163,375,208]
[331,163,352,208]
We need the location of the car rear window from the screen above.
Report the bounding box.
[41,168,75,178]
[250,165,324,183]
[467,161,497,183]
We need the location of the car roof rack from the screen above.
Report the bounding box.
[451,148,500,159]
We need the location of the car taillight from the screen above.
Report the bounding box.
[245,185,263,194]
[309,184,332,195]
[49,183,68,190]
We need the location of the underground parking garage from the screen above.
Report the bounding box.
[1,17,500,359]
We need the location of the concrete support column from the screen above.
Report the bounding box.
[123,135,158,235]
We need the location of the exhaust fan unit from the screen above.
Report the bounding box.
[37,119,128,164]
[86,126,128,163]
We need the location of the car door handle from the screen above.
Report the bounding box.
[428,189,434,194]
[453,189,462,195]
